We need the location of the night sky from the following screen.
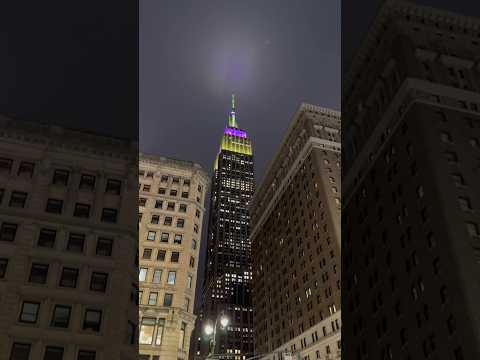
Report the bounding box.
[139,0,341,183]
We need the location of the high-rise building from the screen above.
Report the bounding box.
[250,104,341,360]
[0,116,138,360]
[194,96,255,359]
[343,1,480,359]
[138,153,209,360]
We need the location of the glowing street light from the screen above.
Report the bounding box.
[204,311,229,358]
[220,315,229,328]
[204,323,214,336]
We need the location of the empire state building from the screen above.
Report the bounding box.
[198,95,255,358]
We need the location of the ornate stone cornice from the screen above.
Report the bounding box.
[0,115,138,162]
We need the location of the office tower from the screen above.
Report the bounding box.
[342,1,480,359]
[138,153,209,360]
[250,104,341,360]
[0,116,138,360]
[195,96,255,359]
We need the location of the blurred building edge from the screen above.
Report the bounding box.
[343,0,480,359]
[0,114,139,359]
[138,153,209,360]
[250,104,341,360]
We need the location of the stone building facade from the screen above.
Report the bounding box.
[0,116,138,360]
[138,153,209,360]
[250,104,341,359]
[342,1,480,358]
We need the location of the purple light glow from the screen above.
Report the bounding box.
[224,127,247,138]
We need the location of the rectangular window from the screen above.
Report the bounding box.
[158,188,166,195]
[167,202,175,211]
[83,309,102,332]
[160,232,169,242]
[161,175,168,182]
[152,269,162,283]
[142,248,152,259]
[157,250,166,261]
[74,203,91,218]
[148,292,158,305]
[19,301,40,323]
[0,222,18,242]
[192,239,197,250]
[176,219,185,228]
[9,191,27,208]
[172,177,180,184]
[189,256,195,268]
[90,272,108,292]
[79,174,96,190]
[163,293,173,306]
[52,169,69,185]
[151,215,160,224]
[139,317,156,345]
[171,252,180,263]
[174,234,182,244]
[59,267,79,288]
[139,268,148,282]
[183,179,190,186]
[143,184,151,192]
[18,161,35,177]
[101,208,117,223]
[147,231,156,241]
[43,346,64,360]
[105,179,121,195]
[146,171,154,178]
[181,192,189,198]
[164,217,172,226]
[0,258,8,278]
[155,200,163,209]
[96,237,113,256]
[38,229,56,248]
[156,319,165,345]
[9,343,31,360]
[29,263,49,284]
[167,271,176,285]
[77,350,96,360]
[179,322,187,350]
[46,198,63,214]
[67,233,85,253]
[51,305,71,328]
[139,197,147,207]
[0,157,13,173]
[187,274,193,289]
[170,189,177,196]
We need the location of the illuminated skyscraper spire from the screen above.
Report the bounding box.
[228,94,238,128]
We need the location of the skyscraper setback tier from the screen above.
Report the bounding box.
[194,96,255,359]
[342,1,480,359]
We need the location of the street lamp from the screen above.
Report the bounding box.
[204,311,229,358]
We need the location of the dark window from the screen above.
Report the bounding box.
[105,179,121,195]
[46,198,63,214]
[79,174,95,190]
[9,343,31,360]
[74,203,91,218]
[83,309,102,332]
[0,222,17,242]
[167,202,175,211]
[157,250,166,261]
[19,301,40,323]
[172,177,180,184]
[158,188,166,194]
[160,232,169,242]
[143,184,151,192]
[164,293,173,306]
[29,263,49,284]
[101,208,117,223]
[179,204,187,212]
[50,305,71,328]
[139,197,147,207]
[43,346,64,360]
[174,234,182,244]
[181,192,189,198]
[38,229,56,248]
[18,161,35,177]
[77,350,96,360]
[90,272,108,292]
[67,233,85,253]
[161,175,168,182]
[170,189,177,196]
[59,267,79,288]
[143,248,152,259]
[154,200,163,209]
[96,238,113,256]
[9,191,27,208]
[0,258,8,278]
[146,171,154,178]
[0,157,13,173]
[164,217,172,226]
[183,179,190,186]
[176,219,185,228]
[151,215,160,224]
[171,252,180,263]
[52,169,69,185]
